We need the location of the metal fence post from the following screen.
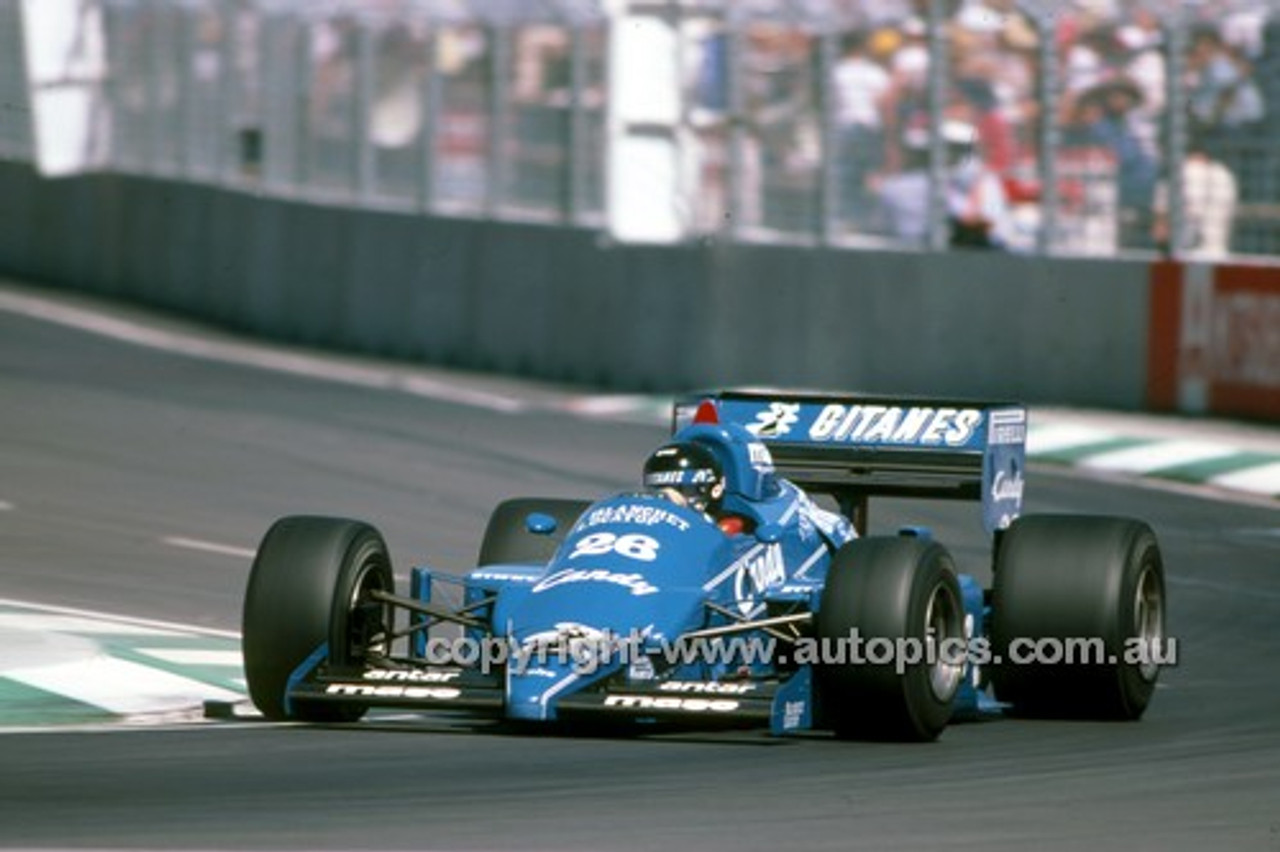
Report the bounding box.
[215,0,236,183]
[486,22,512,218]
[145,0,166,175]
[725,8,746,241]
[926,0,949,251]
[817,25,840,246]
[1035,8,1058,255]
[295,14,313,193]
[418,23,439,214]
[566,17,588,226]
[354,15,376,202]
[261,10,285,191]
[1164,14,1188,259]
[177,4,193,178]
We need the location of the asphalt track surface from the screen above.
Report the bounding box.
[2,299,1279,851]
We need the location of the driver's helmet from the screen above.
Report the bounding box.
[642,441,726,514]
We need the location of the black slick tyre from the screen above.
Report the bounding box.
[815,537,966,742]
[477,498,590,566]
[991,514,1165,720]
[242,516,394,723]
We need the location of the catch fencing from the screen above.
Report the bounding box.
[0,0,1277,260]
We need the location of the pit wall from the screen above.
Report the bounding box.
[1,162,1275,418]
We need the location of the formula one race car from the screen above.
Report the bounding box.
[241,391,1168,741]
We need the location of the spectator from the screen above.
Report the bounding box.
[882,15,929,173]
[1186,26,1266,143]
[1064,25,1120,97]
[942,120,1015,249]
[1070,77,1159,249]
[1153,131,1239,258]
[875,120,1015,250]
[832,31,892,229]
[875,130,931,243]
[1117,12,1166,157]
[955,74,1018,179]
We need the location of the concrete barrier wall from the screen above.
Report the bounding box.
[0,162,1153,408]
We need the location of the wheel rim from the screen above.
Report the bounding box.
[1132,562,1164,682]
[924,581,965,703]
[347,559,391,662]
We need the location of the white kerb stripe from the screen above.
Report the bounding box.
[1079,441,1238,474]
[1209,461,1280,496]
[7,655,244,715]
[1025,423,1116,455]
[134,648,244,667]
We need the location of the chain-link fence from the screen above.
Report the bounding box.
[1,0,1277,259]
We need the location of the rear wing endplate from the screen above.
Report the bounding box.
[673,391,1027,534]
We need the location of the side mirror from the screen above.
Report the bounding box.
[755,523,783,544]
[525,512,558,536]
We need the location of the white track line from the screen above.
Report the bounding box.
[0,598,240,640]
[163,536,257,561]
[0,612,182,638]
[0,287,525,413]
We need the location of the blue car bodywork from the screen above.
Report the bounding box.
[282,391,1030,734]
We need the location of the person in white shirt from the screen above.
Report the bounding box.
[1153,134,1239,258]
[832,32,891,230]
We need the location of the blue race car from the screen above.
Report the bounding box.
[241,391,1167,740]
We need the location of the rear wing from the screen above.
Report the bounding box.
[673,391,1027,534]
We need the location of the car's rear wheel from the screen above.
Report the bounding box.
[242,516,394,722]
[477,498,590,566]
[815,537,966,742]
[991,514,1166,720]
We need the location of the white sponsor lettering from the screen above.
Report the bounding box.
[363,668,461,683]
[783,700,805,730]
[470,571,538,583]
[627,656,656,681]
[747,441,775,473]
[733,544,786,616]
[807,405,983,447]
[991,470,1025,502]
[568,532,661,563]
[579,503,691,531]
[521,622,609,651]
[603,695,741,713]
[658,680,757,695]
[533,567,659,596]
[324,683,461,700]
[988,409,1028,445]
[645,469,715,486]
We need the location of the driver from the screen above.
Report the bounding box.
[642,442,747,535]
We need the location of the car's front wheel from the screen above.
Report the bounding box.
[242,516,394,722]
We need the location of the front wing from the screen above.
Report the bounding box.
[285,662,817,735]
